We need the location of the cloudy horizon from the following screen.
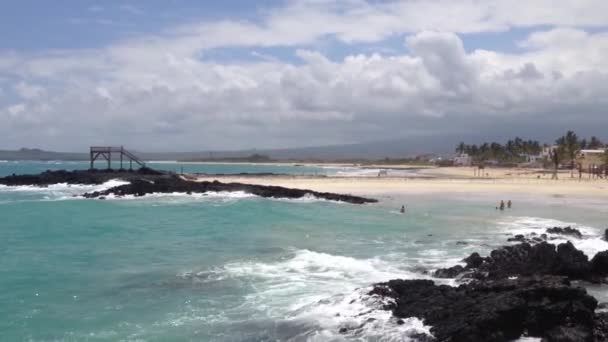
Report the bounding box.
[1,0,607,152]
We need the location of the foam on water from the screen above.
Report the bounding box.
[0,181,341,205]
[179,249,443,340]
[101,190,257,202]
[498,216,608,257]
[0,179,131,202]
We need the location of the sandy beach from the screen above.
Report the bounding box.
[194,166,608,199]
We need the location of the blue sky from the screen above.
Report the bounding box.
[0,1,283,50]
[2,0,530,54]
[0,0,607,152]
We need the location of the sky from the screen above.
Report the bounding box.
[1,0,607,152]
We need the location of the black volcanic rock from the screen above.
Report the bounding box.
[369,276,602,342]
[0,169,377,204]
[82,176,377,204]
[434,242,606,282]
[463,252,484,268]
[547,226,584,239]
[433,265,464,278]
[591,251,608,277]
[0,168,163,186]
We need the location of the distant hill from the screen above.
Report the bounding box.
[0,148,87,161]
[0,137,458,162]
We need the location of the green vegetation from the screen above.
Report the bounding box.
[179,154,273,163]
[455,138,542,163]
[455,132,606,172]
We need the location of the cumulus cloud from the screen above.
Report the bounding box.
[0,0,607,151]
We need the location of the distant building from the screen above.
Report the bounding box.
[415,154,439,162]
[576,149,606,170]
[541,145,557,159]
[453,153,472,166]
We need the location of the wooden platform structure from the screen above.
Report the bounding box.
[90,146,146,170]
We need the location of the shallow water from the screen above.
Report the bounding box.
[1,162,607,341]
[0,160,333,177]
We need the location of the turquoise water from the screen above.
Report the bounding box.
[1,162,608,341]
[0,160,331,177]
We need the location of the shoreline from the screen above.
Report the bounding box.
[194,173,608,199]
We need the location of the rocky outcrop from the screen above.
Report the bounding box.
[0,169,378,204]
[591,251,608,277]
[546,226,584,239]
[369,276,606,342]
[434,242,607,282]
[83,177,377,204]
[0,168,164,186]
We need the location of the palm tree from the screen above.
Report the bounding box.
[550,146,566,180]
[589,136,604,149]
[456,142,466,154]
[479,143,490,161]
[556,131,580,177]
[604,148,608,178]
[506,140,516,160]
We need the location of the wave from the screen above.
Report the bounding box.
[177,249,444,340]
[498,216,608,258]
[0,179,131,202]
[0,181,340,205]
[0,179,129,193]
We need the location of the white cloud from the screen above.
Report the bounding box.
[0,1,607,150]
[14,82,45,99]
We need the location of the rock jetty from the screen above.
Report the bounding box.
[0,169,377,204]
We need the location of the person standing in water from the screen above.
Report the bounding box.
[499,200,505,211]
[507,200,512,209]
[400,205,405,214]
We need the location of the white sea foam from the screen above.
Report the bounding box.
[0,179,128,192]
[101,191,257,203]
[498,216,608,258]
[1,181,340,204]
[180,249,441,340]
[0,179,131,203]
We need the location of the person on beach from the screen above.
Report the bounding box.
[507,200,512,209]
[499,200,505,211]
[400,205,405,214]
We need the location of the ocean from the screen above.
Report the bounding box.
[1,161,607,341]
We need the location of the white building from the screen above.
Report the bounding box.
[453,153,472,166]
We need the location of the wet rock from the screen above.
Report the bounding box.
[0,169,378,204]
[546,226,583,239]
[0,168,163,186]
[83,178,377,204]
[456,241,468,245]
[594,313,608,341]
[591,251,608,277]
[434,265,464,278]
[370,276,601,342]
[554,241,591,279]
[464,252,484,268]
[435,242,605,282]
[605,229,608,242]
[507,234,526,242]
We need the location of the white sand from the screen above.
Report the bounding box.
[195,166,608,198]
